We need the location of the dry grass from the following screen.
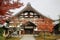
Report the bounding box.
[35,32,60,40]
[5,37,20,40]
[0,36,5,40]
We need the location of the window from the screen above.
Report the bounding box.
[30,16,33,17]
[30,12,33,15]
[24,12,28,15]
[25,16,28,17]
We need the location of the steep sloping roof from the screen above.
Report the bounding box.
[14,3,53,21]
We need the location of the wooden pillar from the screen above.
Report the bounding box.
[32,29,35,34]
[19,31,21,35]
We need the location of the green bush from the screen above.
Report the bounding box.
[0,28,4,36]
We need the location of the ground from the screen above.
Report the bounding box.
[20,34,35,40]
[0,36,5,40]
[0,32,60,40]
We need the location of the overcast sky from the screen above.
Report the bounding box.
[11,0,60,20]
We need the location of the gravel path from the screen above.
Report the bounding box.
[20,34,35,40]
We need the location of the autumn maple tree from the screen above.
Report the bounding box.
[0,0,23,24]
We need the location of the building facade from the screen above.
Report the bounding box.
[9,3,54,35]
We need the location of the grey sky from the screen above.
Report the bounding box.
[11,0,60,20]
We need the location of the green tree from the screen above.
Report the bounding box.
[0,27,4,36]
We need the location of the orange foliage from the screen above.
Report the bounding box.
[36,18,54,32]
[0,0,23,24]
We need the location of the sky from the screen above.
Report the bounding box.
[11,0,60,20]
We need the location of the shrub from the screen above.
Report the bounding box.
[0,27,4,36]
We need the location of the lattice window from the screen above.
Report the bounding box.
[19,11,40,18]
[24,12,28,15]
[25,16,28,17]
[30,12,33,15]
